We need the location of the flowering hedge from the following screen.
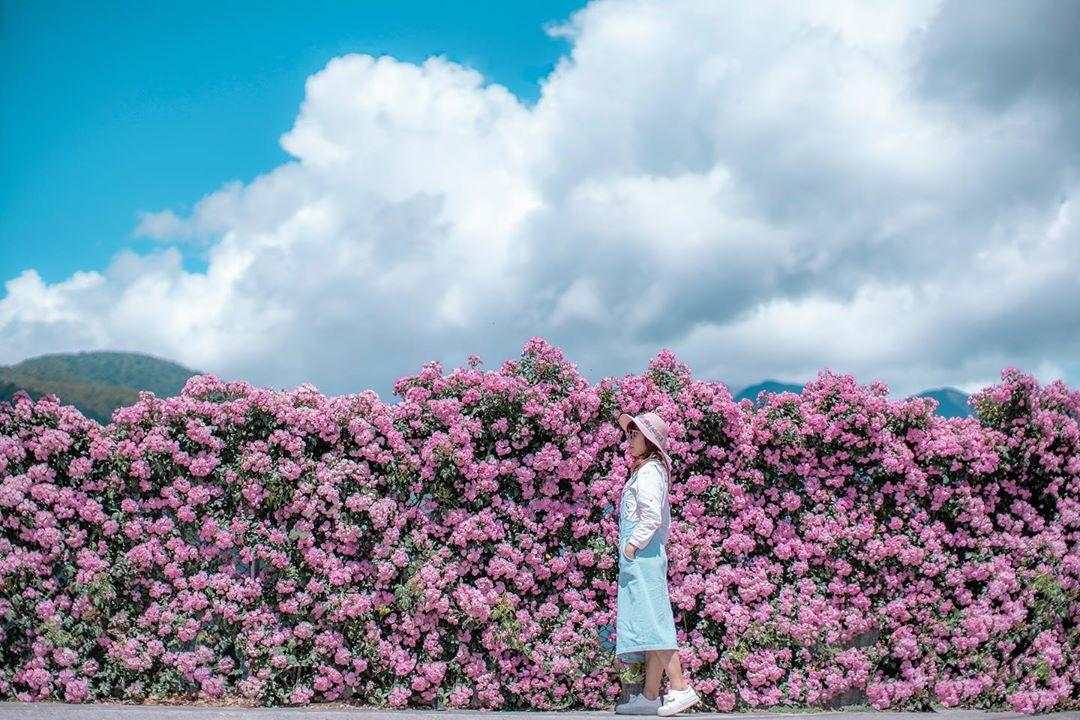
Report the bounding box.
[0,337,1077,713]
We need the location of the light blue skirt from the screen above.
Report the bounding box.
[615,497,678,663]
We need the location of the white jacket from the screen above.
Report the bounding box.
[624,458,671,551]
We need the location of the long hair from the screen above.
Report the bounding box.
[630,432,672,490]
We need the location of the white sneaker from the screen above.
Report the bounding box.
[657,685,700,716]
[615,690,664,714]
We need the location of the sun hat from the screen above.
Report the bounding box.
[618,410,673,473]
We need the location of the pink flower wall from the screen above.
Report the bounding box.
[0,337,1077,712]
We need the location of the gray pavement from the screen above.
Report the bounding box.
[2,704,1079,720]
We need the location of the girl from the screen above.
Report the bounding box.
[614,411,701,716]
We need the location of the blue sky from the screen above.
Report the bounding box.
[1,0,583,284]
[1,0,1077,401]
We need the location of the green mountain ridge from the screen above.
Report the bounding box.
[734,378,971,418]
[1,352,972,424]
[0,350,202,425]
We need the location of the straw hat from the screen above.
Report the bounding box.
[618,410,673,472]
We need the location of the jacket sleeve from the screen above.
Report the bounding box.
[627,462,666,551]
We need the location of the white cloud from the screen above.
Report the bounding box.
[134,209,185,241]
[2,0,1078,400]
[550,276,609,326]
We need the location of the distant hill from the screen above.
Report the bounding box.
[0,350,202,425]
[734,380,805,403]
[913,387,971,419]
[733,378,971,418]
[1,351,975,425]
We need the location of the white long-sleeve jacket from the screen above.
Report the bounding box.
[623,459,670,555]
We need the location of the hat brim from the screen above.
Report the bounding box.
[618,413,635,431]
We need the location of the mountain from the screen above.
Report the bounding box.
[734,380,805,403]
[1,351,975,426]
[733,379,971,418]
[0,350,202,425]
[914,387,971,419]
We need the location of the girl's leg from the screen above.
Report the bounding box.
[642,651,663,700]
[654,649,688,691]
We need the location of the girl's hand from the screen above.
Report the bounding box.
[623,542,637,559]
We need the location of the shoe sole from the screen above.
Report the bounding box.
[657,693,701,716]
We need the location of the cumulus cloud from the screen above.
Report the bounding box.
[2,0,1078,399]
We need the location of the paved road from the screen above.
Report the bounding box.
[2,704,1079,720]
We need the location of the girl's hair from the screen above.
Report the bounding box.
[629,425,672,489]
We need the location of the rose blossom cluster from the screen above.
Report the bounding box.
[0,337,1077,713]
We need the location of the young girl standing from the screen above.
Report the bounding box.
[615,411,701,716]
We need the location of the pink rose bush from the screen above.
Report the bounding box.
[0,337,1077,713]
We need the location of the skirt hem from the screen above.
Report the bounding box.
[615,643,681,662]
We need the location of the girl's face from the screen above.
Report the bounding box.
[625,424,648,457]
